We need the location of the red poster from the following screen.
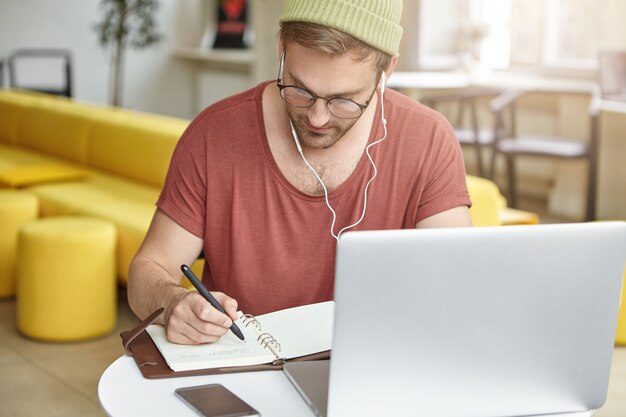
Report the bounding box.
[213,0,248,49]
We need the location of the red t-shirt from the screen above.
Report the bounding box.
[158,82,470,315]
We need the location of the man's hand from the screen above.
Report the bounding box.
[164,290,240,345]
[128,209,241,345]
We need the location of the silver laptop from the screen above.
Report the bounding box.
[284,222,626,417]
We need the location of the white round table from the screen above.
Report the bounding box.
[99,356,596,417]
[98,355,315,417]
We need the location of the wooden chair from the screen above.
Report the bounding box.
[7,48,73,97]
[488,89,601,222]
[422,88,501,177]
[0,57,5,89]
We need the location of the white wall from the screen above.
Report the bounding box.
[0,0,206,119]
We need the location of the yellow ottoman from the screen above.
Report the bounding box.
[16,217,117,341]
[0,190,38,297]
[616,268,626,345]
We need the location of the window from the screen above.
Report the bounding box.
[414,0,619,73]
[513,0,610,70]
[417,0,470,69]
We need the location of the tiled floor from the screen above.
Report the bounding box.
[0,292,138,417]
[0,198,624,417]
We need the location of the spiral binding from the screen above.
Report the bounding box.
[242,314,262,332]
[257,333,281,351]
[242,314,283,358]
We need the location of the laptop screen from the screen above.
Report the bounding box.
[324,223,625,417]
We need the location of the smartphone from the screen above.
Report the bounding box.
[175,383,260,417]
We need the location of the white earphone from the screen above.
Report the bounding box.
[290,121,303,153]
[380,74,387,126]
[290,73,389,241]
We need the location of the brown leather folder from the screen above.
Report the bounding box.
[120,308,330,379]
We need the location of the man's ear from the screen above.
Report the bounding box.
[384,55,400,81]
[278,38,286,63]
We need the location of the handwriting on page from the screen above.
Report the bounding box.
[181,347,256,359]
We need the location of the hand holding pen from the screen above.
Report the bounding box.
[180,264,245,341]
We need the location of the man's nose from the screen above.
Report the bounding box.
[307,98,332,127]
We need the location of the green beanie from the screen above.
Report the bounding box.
[280,0,404,56]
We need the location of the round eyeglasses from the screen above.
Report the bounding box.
[277,82,374,119]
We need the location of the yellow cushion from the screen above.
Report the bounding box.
[16,217,117,341]
[616,268,626,345]
[16,104,92,163]
[88,115,187,187]
[28,172,161,285]
[0,143,59,171]
[466,175,503,227]
[0,97,27,145]
[0,163,88,188]
[0,190,38,297]
[500,207,540,225]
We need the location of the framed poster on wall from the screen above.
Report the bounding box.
[213,0,249,49]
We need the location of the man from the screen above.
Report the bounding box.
[128,0,472,345]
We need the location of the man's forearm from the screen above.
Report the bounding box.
[127,257,190,325]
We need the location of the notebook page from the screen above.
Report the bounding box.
[146,320,275,372]
[254,301,334,360]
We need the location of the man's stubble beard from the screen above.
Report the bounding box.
[288,110,359,150]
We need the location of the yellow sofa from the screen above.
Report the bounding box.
[0,89,515,286]
[0,90,192,285]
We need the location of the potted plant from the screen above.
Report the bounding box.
[92,0,162,107]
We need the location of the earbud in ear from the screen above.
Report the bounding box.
[380,75,387,126]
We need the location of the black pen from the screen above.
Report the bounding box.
[180,264,245,341]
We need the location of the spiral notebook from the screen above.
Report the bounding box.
[144,301,334,373]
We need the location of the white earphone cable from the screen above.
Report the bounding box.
[289,77,388,241]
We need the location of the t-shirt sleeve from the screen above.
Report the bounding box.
[415,116,471,223]
[156,119,207,238]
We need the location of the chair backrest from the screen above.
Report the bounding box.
[7,49,73,98]
[489,88,600,143]
[0,58,5,89]
[421,88,502,177]
[598,50,626,101]
[488,88,601,221]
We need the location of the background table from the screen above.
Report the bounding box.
[387,71,471,92]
